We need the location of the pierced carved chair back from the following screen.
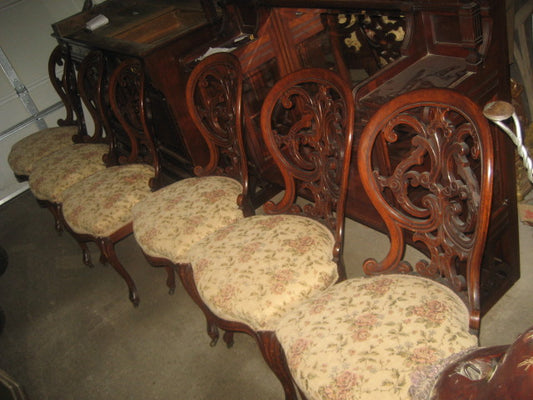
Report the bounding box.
[185,53,250,211]
[357,88,494,331]
[48,45,82,132]
[260,68,355,275]
[76,50,107,144]
[107,58,160,189]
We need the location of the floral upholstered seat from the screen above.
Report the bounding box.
[28,143,108,203]
[187,214,338,331]
[132,176,244,264]
[131,53,253,297]
[275,274,478,400]
[7,126,77,177]
[61,164,155,237]
[178,68,355,399]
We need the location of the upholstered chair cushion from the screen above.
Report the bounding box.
[275,274,478,400]
[61,164,155,237]
[186,215,338,331]
[132,176,244,264]
[28,143,108,203]
[7,126,77,176]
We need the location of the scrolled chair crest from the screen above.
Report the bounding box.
[261,69,353,232]
[359,89,493,299]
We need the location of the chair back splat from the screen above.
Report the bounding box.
[185,53,251,215]
[357,88,494,332]
[75,50,107,144]
[107,58,160,189]
[260,68,355,278]
[48,45,82,132]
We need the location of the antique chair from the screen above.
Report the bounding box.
[178,67,355,400]
[131,52,253,294]
[7,45,83,181]
[27,50,109,232]
[59,58,160,307]
[271,88,495,400]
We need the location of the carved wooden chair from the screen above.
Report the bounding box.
[7,45,83,181]
[59,58,160,307]
[131,52,252,294]
[178,68,355,400]
[271,89,495,400]
[27,50,109,232]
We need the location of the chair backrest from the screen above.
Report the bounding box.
[185,52,251,214]
[259,68,356,277]
[75,50,107,144]
[106,58,160,189]
[48,45,82,132]
[357,88,494,331]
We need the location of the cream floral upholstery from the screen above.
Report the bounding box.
[28,143,108,203]
[7,126,77,176]
[61,164,155,237]
[132,176,244,263]
[275,274,478,400]
[187,214,339,331]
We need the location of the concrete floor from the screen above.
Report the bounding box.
[0,190,532,399]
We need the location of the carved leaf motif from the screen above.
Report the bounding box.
[367,103,482,290]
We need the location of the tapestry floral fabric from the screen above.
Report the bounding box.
[132,176,244,264]
[7,126,77,176]
[29,143,108,203]
[61,164,155,237]
[186,214,338,331]
[275,274,478,400]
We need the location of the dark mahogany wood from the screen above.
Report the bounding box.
[51,0,520,314]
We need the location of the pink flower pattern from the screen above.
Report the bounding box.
[276,274,478,400]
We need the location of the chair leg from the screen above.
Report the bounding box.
[165,266,176,295]
[256,331,299,400]
[178,262,299,400]
[36,199,63,234]
[177,262,220,346]
[56,205,94,268]
[98,237,139,307]
[143,253,176,295]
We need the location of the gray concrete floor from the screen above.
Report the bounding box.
[0,190,532,399]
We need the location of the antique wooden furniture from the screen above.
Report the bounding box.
[178,68,355,400]
[60,58,160,306]
[27,51,109,233]
[132,52,253,295]
[52,0,520,314]
[221,0,519,316]
[272,88,494,400]
[7,45,84,181]
[51,0,226,182]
